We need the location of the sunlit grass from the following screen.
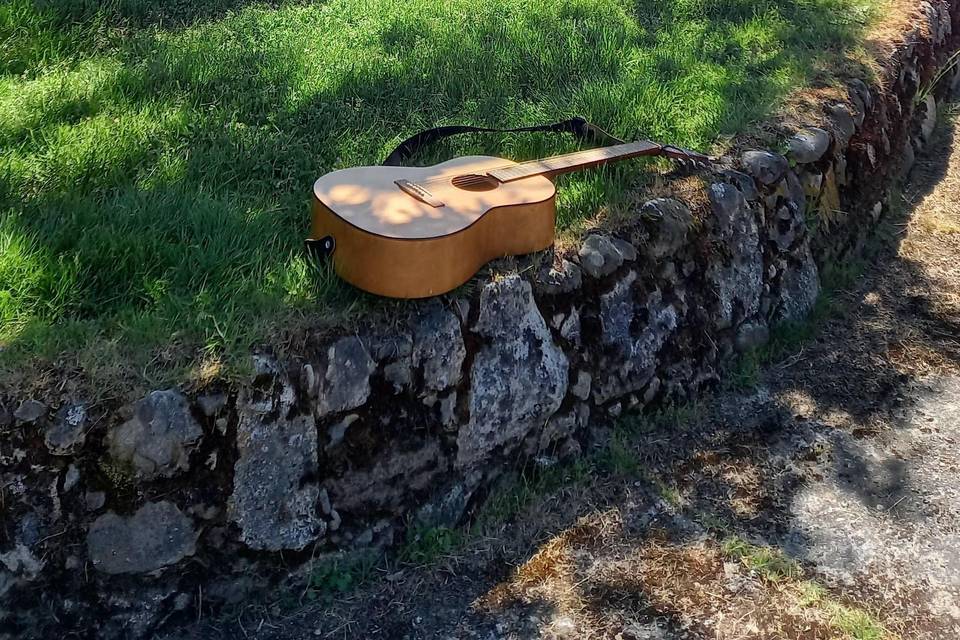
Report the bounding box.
[0,0,879,381]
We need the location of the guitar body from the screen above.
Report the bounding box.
[311,156,557,298]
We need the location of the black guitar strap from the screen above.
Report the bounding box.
[381,116,626,166]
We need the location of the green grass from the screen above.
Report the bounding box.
[0,0,880,381]
[721,535,803,582]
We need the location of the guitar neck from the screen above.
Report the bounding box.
[488,140,664,183]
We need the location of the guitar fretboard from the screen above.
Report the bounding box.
[488,140,662,183]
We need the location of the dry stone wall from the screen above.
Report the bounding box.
[1,3,959,636]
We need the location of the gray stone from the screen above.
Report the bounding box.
[828,104,857,146]
[611,237,638,262]
[63,464,81,493]
[196,393,227,417]
[640,198,693,257]
[457,276,568,467]
[0,543,42,581]
[415,482,474,530]
[365,331,413,362]
[230,363,324,551]
[847,90,867,129]
[559,307,581,343]
[45,403,87,455]
[411,303,466,392]
[85,491,106,511]
[384,359,412,392]
[314,337,376,416]
[776,243,821,324]
[537,403,589,450]
[107,390,203,481]
[902,139,916,176]
[741,150,788,185]
[788,127,831,164]
[707,185,763,330]
[439,392,458,427]
[735,322,771,353]
[593,273,678,404]
[326,414,359,449]
[921,94,937,143]
[849,78,872,110]
[570,370,592,401]
[327,442,445,512]
[785,170,807,216]
[723,170,759,201]
[87,501,196,574]
[709,181,743,229]
[578,234,625,278]
[318,488,332,515]
[539,259,582,295]
[14,400,46,424]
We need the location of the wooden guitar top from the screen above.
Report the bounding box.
[312,156,555,240]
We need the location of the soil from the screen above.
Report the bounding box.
[163,107,960,640]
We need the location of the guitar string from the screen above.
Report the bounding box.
[410,142,649,187]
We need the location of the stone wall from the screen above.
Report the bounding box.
[2,3,959,636]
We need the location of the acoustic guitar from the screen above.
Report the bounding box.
[310,140,707,298]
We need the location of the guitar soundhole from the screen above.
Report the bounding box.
[451,174,499,191]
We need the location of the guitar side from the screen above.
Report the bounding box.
[311,157,557,298]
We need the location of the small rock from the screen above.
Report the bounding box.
[411,302,466,392]
[828,104,857,146]
[14,400,47,424]
[578,234,624,278]
[610,237,637,262]
[0,544,42,580]
[538,259,582,295]
[63,464,81,493]
[901,139,916,176]
[0,404,12,429]
[849,77,872,110]
[570,371,592,401]
[85,491,106,511]
[318,489,332,515]
[326,413,358,450]
[439,392,458,427]
[641,198,694,257]
[643,377,661,404]
[735,322,770,353]
[921,94,937,142]
[776,243,820,324]
[45,403,87,455]
[559,307,581,343]
[174,593,192,611]
[607,402,622,418]
[788,127,831,164]
[314,337,377,417]
[723,169,759,201]
[383,359,412,392]
[741,150,788,185]
[87,501,196,574]
[196,393,227,417]
[107,389,203,481]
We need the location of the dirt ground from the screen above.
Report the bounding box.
[170,106,960,640]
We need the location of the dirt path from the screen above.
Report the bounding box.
[173,107,960,640]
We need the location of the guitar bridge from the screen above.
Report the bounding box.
[395,179,444,208]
